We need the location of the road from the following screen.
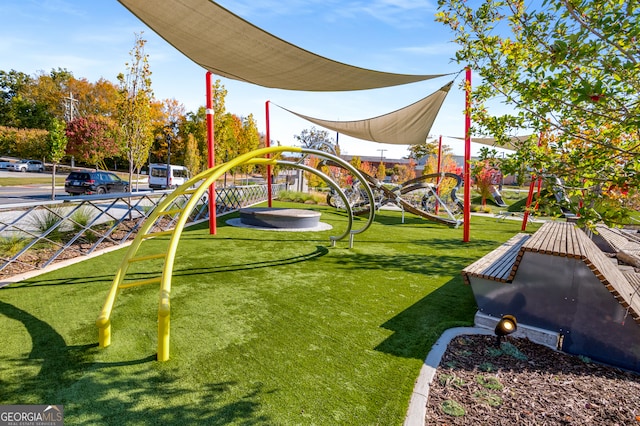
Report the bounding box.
[0,170,150,205]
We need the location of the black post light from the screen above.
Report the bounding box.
[494,314,517,346]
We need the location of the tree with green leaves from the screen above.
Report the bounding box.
[47,118,67,199]
[436,0,640,226]
[184,133,201,176]
[407,138,440,161]
[238,113,262,181]
[0,69,53,129]
[294,127,336,151]
[116,33,154,191]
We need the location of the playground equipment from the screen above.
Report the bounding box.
[96,146,375,361]
[304,141,464,226]
[326,170,464,227]
[489,185,507,207]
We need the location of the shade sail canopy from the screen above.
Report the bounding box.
[276,81,453,145]
[118,0,448,91]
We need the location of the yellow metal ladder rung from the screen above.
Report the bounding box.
[119,276,162,289]
[128,253,167,263]
[142,230,174,239]
[158,208,184,216]
[182,188,197,194]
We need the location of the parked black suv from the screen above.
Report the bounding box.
[65,171,129,195]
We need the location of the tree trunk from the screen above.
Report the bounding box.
[51,163,57,200]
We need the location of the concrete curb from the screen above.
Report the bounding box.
[404,327,494,426]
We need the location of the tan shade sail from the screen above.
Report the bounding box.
[118,0,449,91]
[276,81,453,145]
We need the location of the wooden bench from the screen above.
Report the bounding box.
[464,221,640,325]
[622,271,640,324]
[595,224,640,248]
[464,221,640,372]
[521,220,589,258]
[593,224,640,265]
[461,233,530,285]
[523,222,640,324]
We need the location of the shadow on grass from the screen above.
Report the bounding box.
[375,277,477,360]
[4,246,329,289]
[0,299,274,424]
[331,238,498,277]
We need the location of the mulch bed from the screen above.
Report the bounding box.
[425,335,640,425]
[0,217,175,280]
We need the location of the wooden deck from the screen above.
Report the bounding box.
[462,221,640,326]
[595,224,640,259]
[461,233,530,285]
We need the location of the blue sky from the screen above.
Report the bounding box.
[0,0,502,158]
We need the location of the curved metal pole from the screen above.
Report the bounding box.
[277,161,354,246]
[299,148,376,237]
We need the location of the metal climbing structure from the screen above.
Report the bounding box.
[96,146,375,361]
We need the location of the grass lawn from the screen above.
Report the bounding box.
[0,202,539,425]
[0,176,66,186]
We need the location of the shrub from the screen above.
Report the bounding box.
[29,208,65,242]
[70,207,99,243]
[276,190,326,205]
[0,234,28,257]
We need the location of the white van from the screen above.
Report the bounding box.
[148,164,190,189]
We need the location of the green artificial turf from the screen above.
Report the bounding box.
[0,203,537,425]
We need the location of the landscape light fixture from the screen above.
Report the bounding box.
[494,314,517,346]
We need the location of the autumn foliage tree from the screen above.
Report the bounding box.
[116,33,153,189]
[184,133,201,176]
[376,162,386,181]
[393,159,417,183]
[471,160,498,207]
[437,0,640,226]
[358,161,377,178]
[65,115,119,169]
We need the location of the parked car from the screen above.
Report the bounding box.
[0,160,14,170]
[7,159,44,172]
[65,171,129,195]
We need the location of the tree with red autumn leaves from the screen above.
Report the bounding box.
[65,115,119,170]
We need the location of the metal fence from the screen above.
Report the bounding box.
[0,183,285,278]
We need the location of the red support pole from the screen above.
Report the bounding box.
[435,135,443,215]
[265,100,272,207]
[521,133,544,231]
[521,178,536,231]
[463,67,472,242]
[206,71,217,235]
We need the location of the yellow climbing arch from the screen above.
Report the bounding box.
[96,146,374,361]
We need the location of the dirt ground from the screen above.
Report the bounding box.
[425,334,640,425]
